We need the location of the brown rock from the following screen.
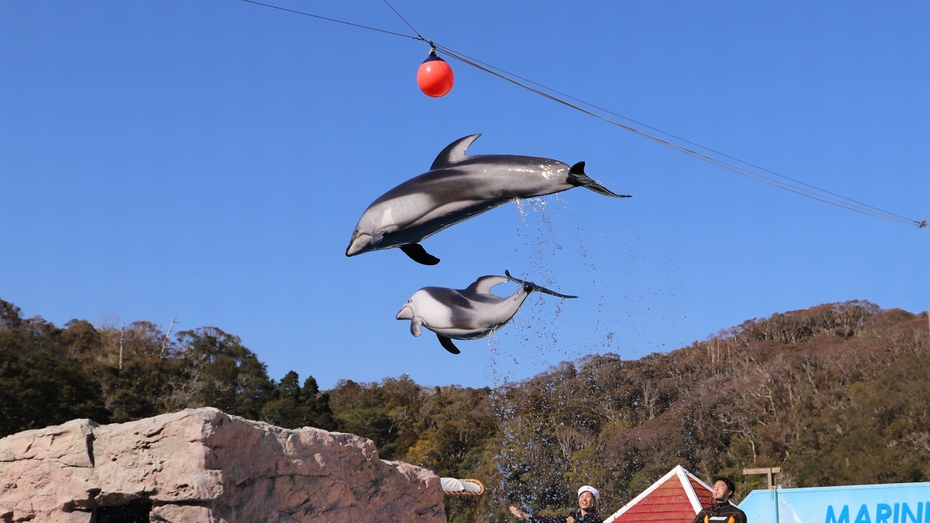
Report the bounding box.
[0,408,446,522]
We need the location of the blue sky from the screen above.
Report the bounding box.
[1,1,927,390]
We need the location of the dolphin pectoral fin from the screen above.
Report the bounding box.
[437,334,461,355]
[410,317,423,337]
[400,244,440,265]
[568,161,631,198]
[430,134,481,170]
[371,231,384,245]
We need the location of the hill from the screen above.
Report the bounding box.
[1,298,927,522]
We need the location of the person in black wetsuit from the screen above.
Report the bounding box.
[691,476,747,523]
[509,485,603,523]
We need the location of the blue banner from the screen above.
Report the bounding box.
[739,483,930,523]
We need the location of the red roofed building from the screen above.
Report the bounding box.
[604,465,715,523]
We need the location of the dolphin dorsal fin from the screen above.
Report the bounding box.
[465,275,510,296]
[430,134,482,170]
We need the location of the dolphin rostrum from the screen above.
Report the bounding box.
[346,134,630,265]
[395,270,577,354]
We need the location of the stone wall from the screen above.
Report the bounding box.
[0,408,446,522]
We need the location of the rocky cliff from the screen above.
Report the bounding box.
[0,408,445,522]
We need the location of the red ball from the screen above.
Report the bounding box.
[417,52,454,97]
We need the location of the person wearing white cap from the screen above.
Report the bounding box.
[508,485,603,523]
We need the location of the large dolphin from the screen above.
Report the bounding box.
[395,270,577,354]
[346,134,630,265]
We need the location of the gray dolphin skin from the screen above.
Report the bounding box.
[346,134,630,265]
[395,270,577,354]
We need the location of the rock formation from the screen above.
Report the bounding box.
[0,408,446,522]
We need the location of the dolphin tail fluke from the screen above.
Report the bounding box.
[504,270,578,299]
[533,286,579,299]
[568,162,630,198]
[400,243,440,265]
[437,334,461,354]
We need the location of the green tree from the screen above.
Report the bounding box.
[261,370,308,429]
[329,379,394,454]
[260,372,338,430]
[0,301,110,436]
[173,327,275,419]
[303,375,337,430]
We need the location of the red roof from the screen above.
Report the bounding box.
[605,466,715,523]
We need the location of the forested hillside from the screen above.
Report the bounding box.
[1,298,927,522]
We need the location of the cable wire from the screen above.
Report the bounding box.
[242,0,926,229]
[434,45,923,227]
[242,0,421,40]
[381,0,423,39]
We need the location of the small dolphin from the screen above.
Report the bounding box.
[346,134,630,265]
[395,270,577,354]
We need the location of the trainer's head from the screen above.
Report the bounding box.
[712,477,735,501]
[577,485,599,510]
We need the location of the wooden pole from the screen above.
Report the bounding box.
[161,316,177,358]
[742,467,781,489]
[119,323,124,370]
